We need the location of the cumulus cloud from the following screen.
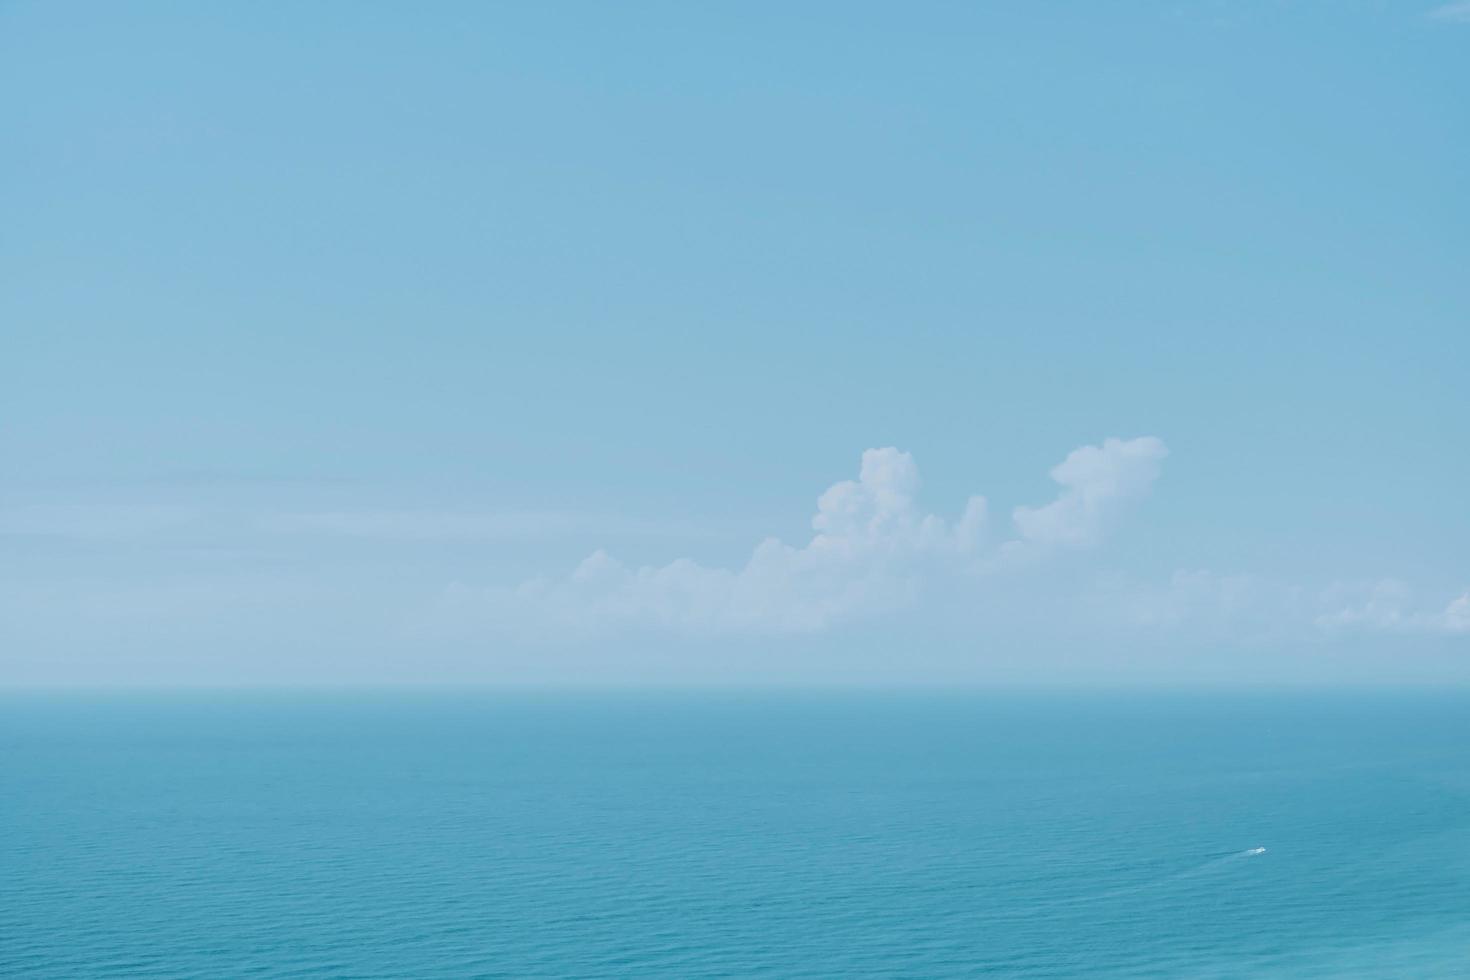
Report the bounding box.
[444,438,1165,637]
[1011,437,1168,549]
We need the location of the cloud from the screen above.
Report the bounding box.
[1095,573,1470,641]
[1316,579,1416,631]
[1429,2,1470,23]
[1445,592,1470,633]
[1317,581,1470,635]
[0,503,198,540]
[1011,436,1168,549]
[261,509,582,540]
[443,438,1164,637]
[1090,569,1298,637]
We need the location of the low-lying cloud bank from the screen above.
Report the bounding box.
[1318,581,1470,635]
[1091,571,1470,641]
[444,437,1169,636]
[441,435,1469,646]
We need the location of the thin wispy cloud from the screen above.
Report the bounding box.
[1428,2,1470,23]
[0,499,714,545]
[263,510,588,541]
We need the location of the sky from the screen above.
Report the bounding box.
[3,1,1468,687]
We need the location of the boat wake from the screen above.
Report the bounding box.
[1036,846,1268,911]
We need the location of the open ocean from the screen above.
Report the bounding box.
[4,691,1469,977]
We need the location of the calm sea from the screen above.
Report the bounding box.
[4,691,1469,977]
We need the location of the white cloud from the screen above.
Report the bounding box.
[1011,436,1168,548]
[1317,582,1470,636]
[1429,2,1470,23]
[1092,572,1470,641]
[1316,579,1416,631]
[1092,569,1294,635]
[444,439,1164,637]
[1445,592,1470,633]
[435,435,1465,647]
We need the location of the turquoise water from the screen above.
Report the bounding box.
[5,692,1470,977]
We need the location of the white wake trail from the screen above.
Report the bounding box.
[1036,846,1269,910]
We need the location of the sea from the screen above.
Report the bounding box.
[4,690,1469,977]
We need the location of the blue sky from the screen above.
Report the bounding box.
[3,1,1468,686]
